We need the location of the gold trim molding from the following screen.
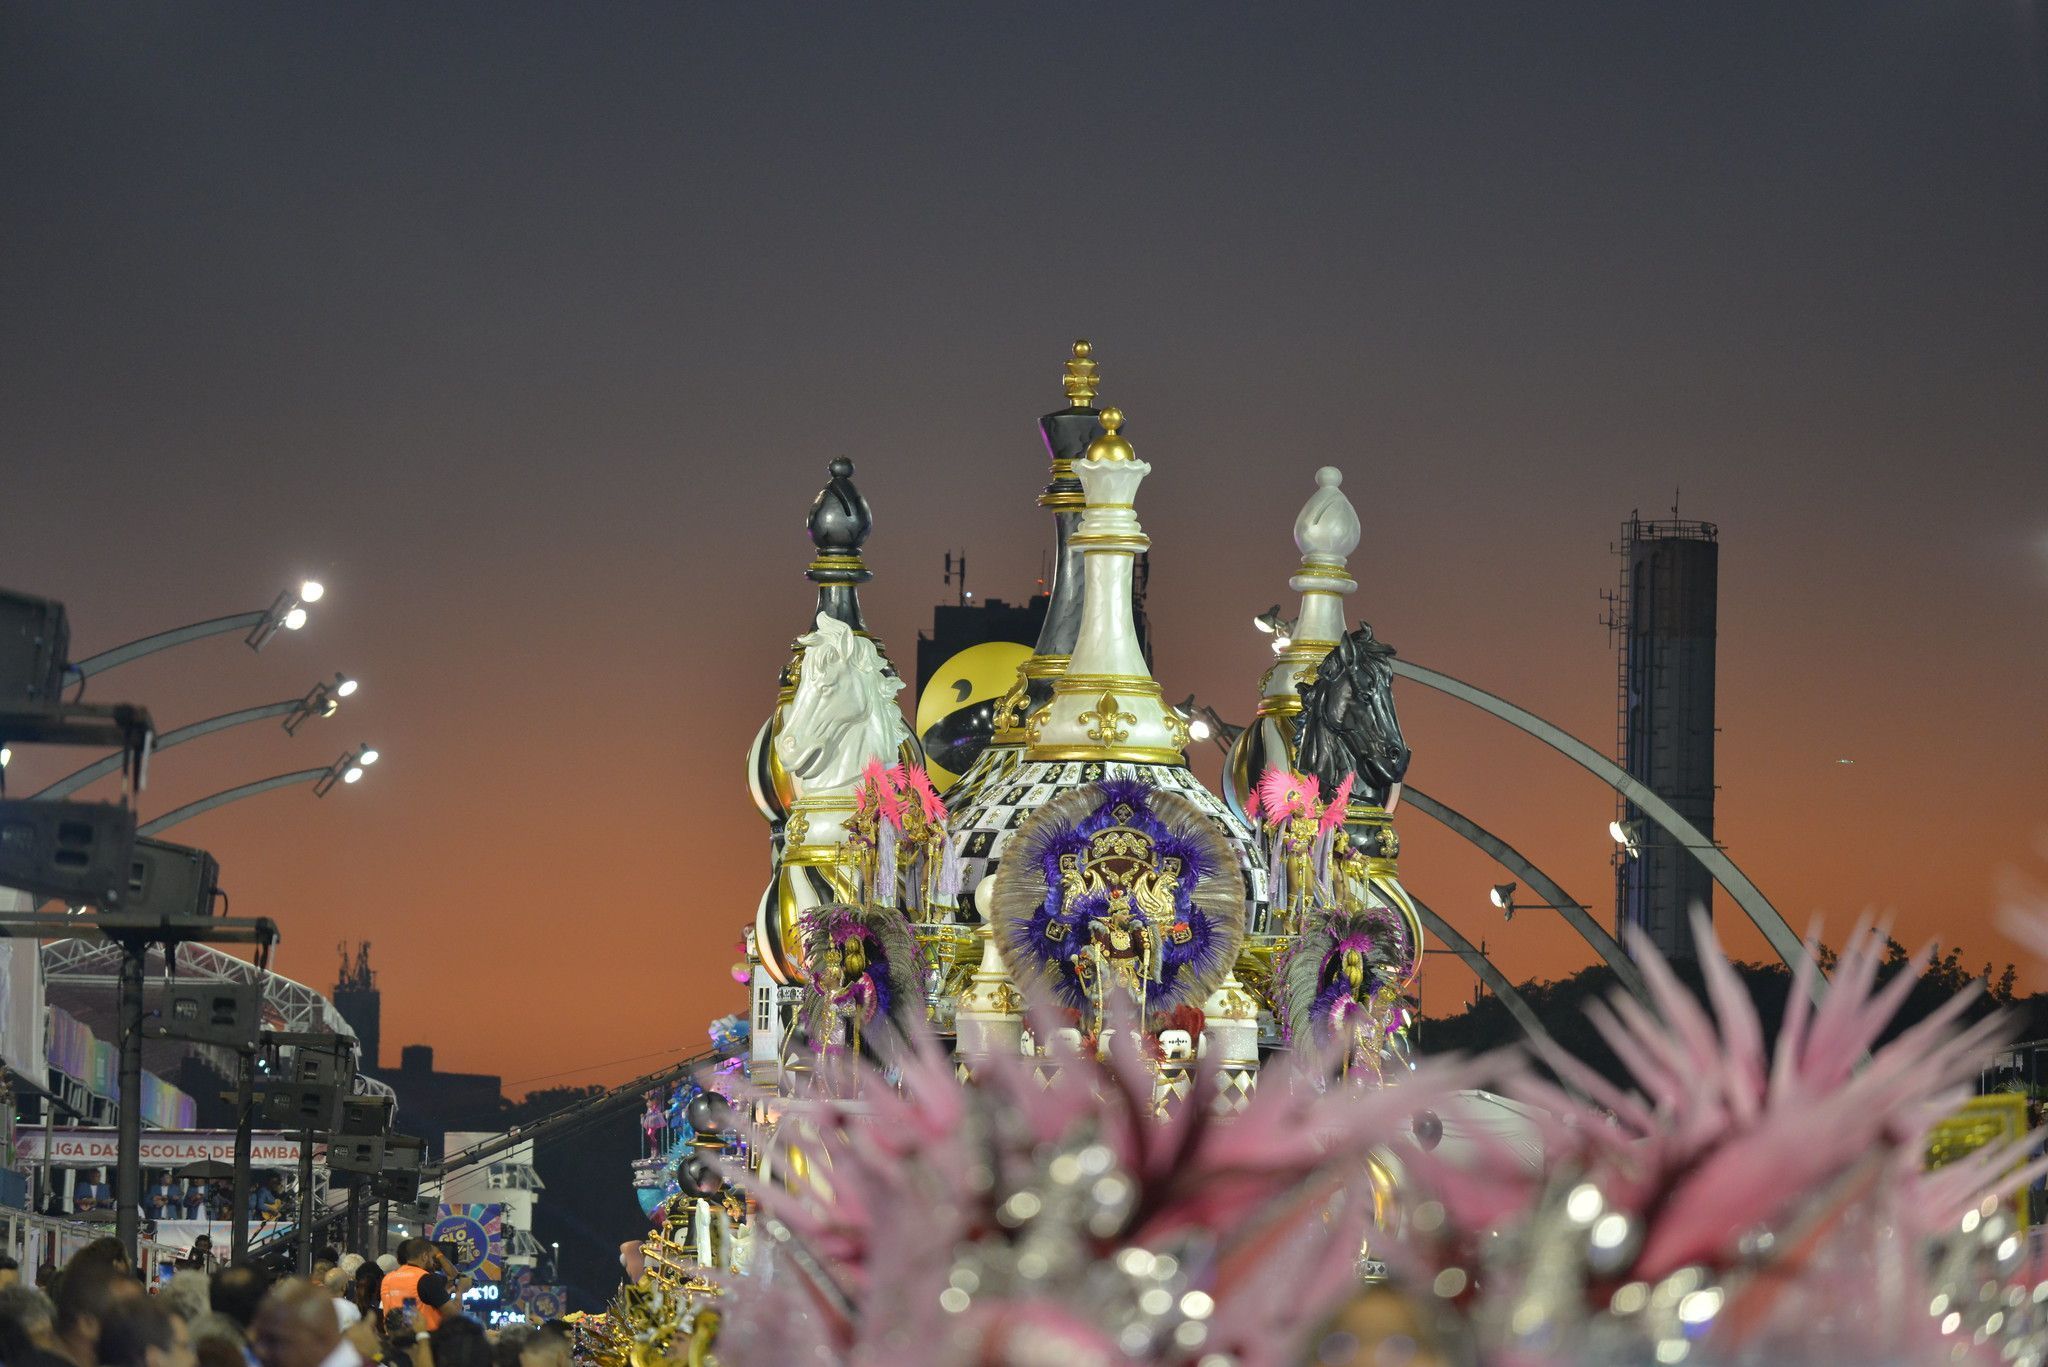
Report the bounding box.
[1027,743,1189,765]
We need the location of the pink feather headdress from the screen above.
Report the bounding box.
[1318,773,1353,838]
[903,763,947,824]
[1246,765,1319,827]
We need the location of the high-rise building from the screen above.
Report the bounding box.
[333,944,506,1152]
[1610,514,1719,960]
[333,942,379,1071]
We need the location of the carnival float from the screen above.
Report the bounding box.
[590,343,2048,1367]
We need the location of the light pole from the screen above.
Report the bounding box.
[1488,881,1591,922]
[32,675,360,801]
[71,580,327,679]
[137,745,380,837]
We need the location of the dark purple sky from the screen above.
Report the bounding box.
[4,3,2044,1091]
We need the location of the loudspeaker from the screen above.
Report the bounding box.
[339,1095,393,1137]
[254,1081,342,1133]
[154,981,262,1048]
[374,1135,424,1203]
[373,1169,421,1202]
[292,1042,356,1090]
[385,1134,424,1171]
[123,837,219,921]
[0,800,135,907]
[326,1136,384,1173]
[0,591,69,709]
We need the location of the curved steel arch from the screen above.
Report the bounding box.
[74,612,269,679]
[138,768,330,836]
[1391,658,1810,977]
[34,701,304,801]
[1402,786,1649,1003]
[1407,892,1558,1056]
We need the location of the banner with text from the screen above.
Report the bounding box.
[15,1129,317,1168]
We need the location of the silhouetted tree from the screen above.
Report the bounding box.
[1419,942,2036,1094]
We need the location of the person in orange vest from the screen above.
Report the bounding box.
[377,1238,467,1333]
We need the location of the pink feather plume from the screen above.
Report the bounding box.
[1319,773,1353,837]
[1251,766,1318,827]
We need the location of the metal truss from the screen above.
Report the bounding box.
[39,939,394,1100]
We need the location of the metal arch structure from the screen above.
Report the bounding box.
[73,612,271,679]
[138,768,331,836]
[1408,892,1559,1055]
[1391,657,1811,977]
[34,701,305,801]
[42,939,351,1036]
[1402,786,1650,1003]
[39,939,394,1101]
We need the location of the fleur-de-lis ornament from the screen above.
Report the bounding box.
[1079,690,1136,745]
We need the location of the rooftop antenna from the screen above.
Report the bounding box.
[943,550,970,606]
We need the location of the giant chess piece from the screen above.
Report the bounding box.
[1223,466,1359,823]
[747,457,891,833]
[941,342,1104,840]
[1292,620,1422,987]
[1295,621,1410,810]
[987,343,1103,744]
[750,459,919,989]
[1022,408,1187,761]
[762,615,919,985]
[939,342,1104,1058]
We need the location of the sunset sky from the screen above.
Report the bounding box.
[4,3,2044,1095]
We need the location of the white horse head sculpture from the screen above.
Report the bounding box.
[775,614,910,796]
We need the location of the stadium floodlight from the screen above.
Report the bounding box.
[245,580,326,653]
[313,743,381,798]
[282,673,359,736]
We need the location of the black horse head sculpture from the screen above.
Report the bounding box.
[1294,622,1411,807]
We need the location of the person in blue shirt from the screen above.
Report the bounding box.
[73,1169,111,1215]
[144,1174,178,1220]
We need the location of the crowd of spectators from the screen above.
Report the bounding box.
[0,1240,574,1367]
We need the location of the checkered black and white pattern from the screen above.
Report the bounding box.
[1210,1065,1258,1114]
[944,753,1267,913]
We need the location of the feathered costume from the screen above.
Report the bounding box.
[1243,766,1355,932]
[986,779,1243,1031]
[797,904,926,1067]
[1279,903,1412,1080]
[846,760,950,916]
